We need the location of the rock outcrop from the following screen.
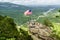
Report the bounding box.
[28,20,54,40]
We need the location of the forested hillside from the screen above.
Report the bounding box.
[0,2,60,25]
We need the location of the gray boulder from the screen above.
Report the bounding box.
[28,20,54,40]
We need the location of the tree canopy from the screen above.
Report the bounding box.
[0,15,20,40]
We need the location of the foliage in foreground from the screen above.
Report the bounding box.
[43,18,60,40]
[51,23,60,40]
[20,28,33,40]
[0,15,20,40]
[0,15,33,40]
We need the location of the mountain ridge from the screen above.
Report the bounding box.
[0,2,60,25]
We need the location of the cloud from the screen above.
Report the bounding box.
[0,0,60,5]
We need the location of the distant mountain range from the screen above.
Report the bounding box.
[0,2,60,25]
[0,2,30,10]
[0,2,60,15]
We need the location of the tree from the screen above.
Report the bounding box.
[58,10,60,12]
[0,15,20,40]
[55,15,59,18]
[20,28,33,40]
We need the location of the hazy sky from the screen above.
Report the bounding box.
[0,0,60,5]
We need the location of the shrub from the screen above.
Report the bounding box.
[0,15,20,40]
[20,28,33,40]
[43,18,53,27]
[58,10,60,12]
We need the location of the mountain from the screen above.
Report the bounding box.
[0,2,60,25]
[0,2,31,25]
[0,2,30,15]
[0,2,30,10]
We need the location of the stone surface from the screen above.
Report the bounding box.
[28,20,54,40]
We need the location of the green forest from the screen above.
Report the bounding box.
[0,10,60,40]
[0,2,60,40]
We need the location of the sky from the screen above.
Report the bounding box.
[0,0,60,5]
